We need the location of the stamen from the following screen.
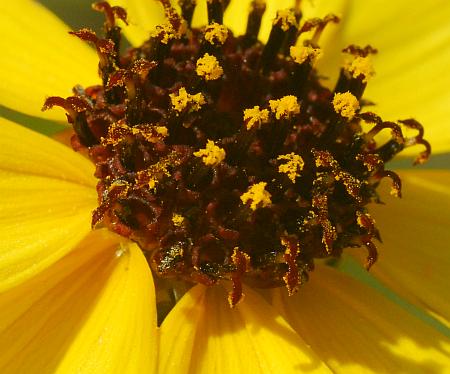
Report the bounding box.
[193,140,226,166]
[335,45,377,99]
[170,87,206,113]
[277,153,304,183]
[243,106,270,130]
[269,95,300,120]
[261,9,297,72]
[196,53,224,80]
[172,213,185,227]
[204,22,229,45]
[207,0,224,24]
[274,9,297,32]
[332,91,360,120]
[289,44,320,96]
[178,0,196,27]
[290,45,322,65]
[346,56,375,83]
[244,0,266,46]
[240,182,272,210]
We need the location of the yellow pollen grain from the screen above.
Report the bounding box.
[277,153,305,183]
[152,22,176,44]
[269,95,300,120]
[290,45,322,65]
[196,53,223,80]
[274,9,297,31]
[172,214,185,227]
[346,56,375,83]
[240,182,272,210]
[204,23,229,45]
[332,91,360,119]
[170,87,206,113]
[243,106,270,130]
[155,126,169,137]
[194,140,226,166]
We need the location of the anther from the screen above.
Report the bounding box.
[240,182,272,210]
[260,9,297,72]
[277,153,304,183]
[204,22,229,46]
[332,91,360,120]
[244,0,266,47]
[196,53,224,80]
[243,106,270,130]
[280,10,301,55]
[193,140,226,166]
[178,0,196,27]
[269,95,300,120]
[289,44,321,96]
[207,0,224,24]
[334,45,376,99]
[170,87,206,113]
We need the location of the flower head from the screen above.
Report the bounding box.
[1,0,450,372]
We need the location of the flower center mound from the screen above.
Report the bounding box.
[44,0,430,307]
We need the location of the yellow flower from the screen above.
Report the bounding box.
[1,1,450,373]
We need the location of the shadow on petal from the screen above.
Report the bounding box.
[348,170,450,327]
[0,229,157,373]
[269,264,450,373]
[160,284,332,374]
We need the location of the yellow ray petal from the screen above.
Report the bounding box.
[110,0,166,46]
[224,0,348,43]
[336,0,450,154]
[0,230,157,374]
[271,265,450,373]
[0,0,99,121]
[0,118,97,292]
[0,117,95,186]
[349,170,450,326]
[158,286,206,373]
[160,284,332,374]
[224,0,293,41]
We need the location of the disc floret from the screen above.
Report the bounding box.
[44,0,430,306]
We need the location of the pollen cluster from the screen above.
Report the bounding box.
[45,0,430,306]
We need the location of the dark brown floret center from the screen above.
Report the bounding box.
[44,0,430,307]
